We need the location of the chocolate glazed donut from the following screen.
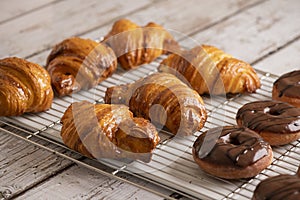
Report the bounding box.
[252,168,300,200]
[236,100,300,146]
[272,70,300,108]
[192,126,273,179]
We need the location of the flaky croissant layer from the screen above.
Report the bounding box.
[159,45,261,95]
[104,19,180,70]
[46,37,117,96]
[0,57,53,116]
[105,72,207,136]
[60,101,160,162]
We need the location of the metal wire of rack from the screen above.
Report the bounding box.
[0,59,299,200]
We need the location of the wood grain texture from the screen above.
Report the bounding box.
[0,0,59,24]
[183,0,300,66]
[15,165,168,200]
[84,0,263,38]
[254,37,300,75]
[0,0,154,58]
[4,0,261,64]
[0,129,77,199]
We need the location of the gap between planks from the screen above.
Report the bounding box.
[0,129,76,199]
[7,163,76,200]
[251,34,300,66]
[20,0,160,60]
[23,0,265,61]
[0,0,61,25]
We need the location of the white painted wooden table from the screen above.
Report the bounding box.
[0,0,300,199]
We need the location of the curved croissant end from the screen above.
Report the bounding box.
[0,57,53,116]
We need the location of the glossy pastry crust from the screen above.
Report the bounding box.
[105,72,207,136]
[236,100,300,146]
[46,37,117,96]
[272,70,300,107]
[0,57,53,116]
[60,101,160,162]
[192,126,273,179]
[104,19,180,70]
[159,45,261,95]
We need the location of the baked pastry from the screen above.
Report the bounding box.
[159,45,261,95]
[252,168,300,200]
[272,70,300,107]
[0,57,53,116]
[105,72,207,136]
[236,100,300,146]
[46,37,117,96]
[104,19,180,70]
[60,101,160,162]
[192,126,273,179]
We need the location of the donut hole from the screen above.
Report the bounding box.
[221,133,241,145]
[264,107,281,116]
[269,109,281,116]
[230,138,240,146]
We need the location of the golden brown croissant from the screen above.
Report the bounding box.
[158,45,261,95]
[46,37,117,96]
[104,19,180,70]
[105,72,207,136]
[0,57,53,116]
[60,101,160,162]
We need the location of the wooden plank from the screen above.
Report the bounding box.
[14,165,169,200]
[100,0,263,35]
[0,0,59,24]
[84,0,264,45]
[0,0,154,58]
[0,129,76,199]
[0,0,262,60]
[183,0,300,65]
[27,50,51,66]
[27,0,262,65]
[254,37,300,76]
[70,0,263,45]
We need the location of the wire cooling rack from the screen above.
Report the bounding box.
[0,59,299,200]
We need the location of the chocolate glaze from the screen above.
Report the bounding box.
[273,70,300,98]
[253,174,300,200]
[236,100,300,133]
[193,126,270,167]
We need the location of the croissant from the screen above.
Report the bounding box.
[104,19,180,70]
[46,37,117,96]
[158,45,261,95]
[105,72,207,136]
[0,57,53,116]
[60,101,160,162]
